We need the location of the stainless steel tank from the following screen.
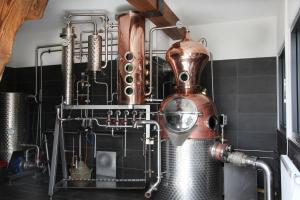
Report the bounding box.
[156,140,222,200]
[0,92,27,163]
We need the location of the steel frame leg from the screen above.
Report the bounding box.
[48,117,60,198]
[59,122,68,180]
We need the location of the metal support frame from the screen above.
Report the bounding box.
[48,104,151,199]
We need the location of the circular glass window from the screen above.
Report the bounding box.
[179,72,190,82]
[124,51,134,62]
[125,63,134,73]
[125,75,134,84]
[124,86,134,96]
[163,97,198,133]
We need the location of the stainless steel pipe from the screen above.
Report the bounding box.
[147,24,186,96]
[133,120,161,198]
[222,151,273,200]
[20,144,40,167]
[255,160,273,200]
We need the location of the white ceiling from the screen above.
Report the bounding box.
[23,0,281,30]
[165,0,281,25]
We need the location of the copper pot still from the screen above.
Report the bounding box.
[117,11,145,105]
[156,32,222,200]
[159,32,219,144]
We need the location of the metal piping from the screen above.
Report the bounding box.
[93,73,109,105]
[146,24,186,96]
[228,153,273,200]
[34,44,62,103]
[79,30,94,63]
[133,120,161,198]
[44,134,50,176]
[211,144,273,200]
[66,12,109,68]
[20,144,40,167]
[210,52,215,101]
[70,20,97,34]
[255,160,273,200]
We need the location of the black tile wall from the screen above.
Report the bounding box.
[1,58,167,179]
[202,57,279,196]
[0,67,17,92]
[1,56,279,196]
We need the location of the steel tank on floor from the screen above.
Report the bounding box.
[0,92,27,163]
[155,139,222,200]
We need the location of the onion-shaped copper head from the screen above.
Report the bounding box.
[166,32,209,94]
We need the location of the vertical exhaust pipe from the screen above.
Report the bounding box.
[60,23,76,105]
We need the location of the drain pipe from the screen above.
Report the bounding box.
[20,144,40,168]
[134,120,161,198]
[211,143,273,200]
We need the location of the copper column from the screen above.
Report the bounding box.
[117,11,145,105]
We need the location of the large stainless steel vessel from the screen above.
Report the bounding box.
[157,32,222,200]
[0,92,27,163]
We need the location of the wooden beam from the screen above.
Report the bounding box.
[127,0,186,40]
[0,0,48,80]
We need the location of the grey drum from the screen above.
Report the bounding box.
[0,92,27,163]
[155,139,222,200]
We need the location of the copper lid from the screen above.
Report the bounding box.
[166,32,209,94]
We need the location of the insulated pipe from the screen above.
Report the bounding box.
[147,24,186,96]
[61,23,76,105]
[211,144,273,200]
[133,120,161,199]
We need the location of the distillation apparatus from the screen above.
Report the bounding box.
[33,10,275,200]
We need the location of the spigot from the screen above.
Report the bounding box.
[132,110,138,123]
[115,110,121,126]
[124,110,130,125]
[107,110,113,126]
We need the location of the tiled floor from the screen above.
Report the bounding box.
[0,176,146,200]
